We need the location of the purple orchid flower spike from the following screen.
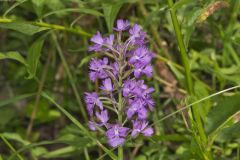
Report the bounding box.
[85,19,155,148]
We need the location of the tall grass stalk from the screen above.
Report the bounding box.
[166,0,212,159]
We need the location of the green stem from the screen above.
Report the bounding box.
[166,0,211,159]
[118,57,123,160]
[0,17,91,37]
[52,33,88,123]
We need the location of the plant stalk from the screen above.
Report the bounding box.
[0,17,91,37]
[117,54,124,160]
[166,0,211,159]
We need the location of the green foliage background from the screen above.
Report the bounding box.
[0,0,239,159]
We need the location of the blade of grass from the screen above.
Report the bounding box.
[3,0,27,17]
[26,47,52,138]
[41,92,117,160]
[151,84,240,126]
[0,93,36,108]
[0,134,24,160]
[51,33,88,123]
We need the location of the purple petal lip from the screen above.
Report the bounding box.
[114,19,130,31]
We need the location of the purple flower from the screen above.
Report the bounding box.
[133,63,153,78]
[123,79,136,97]
[129,47,152,65]
[88,121,99,131]
[110,62,119,76]
[84,92,103,115]
[129,24,146,45]
[114,19,130,31]
[106,124,129,147]
[131,120,154,138]
[89,31,104,51]
[104,34,114,47]
[127,99,148,119]
[90,31,104,44]
[129,24,141,37]
[89,58,109,81]
[100,78,113,92]
[96,110,109,125]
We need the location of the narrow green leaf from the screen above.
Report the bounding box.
[171,0,193,10]
[103,3,122,32]
[0,22,47,35]
[205,93,240,135]
[0,93,35,108]
[2,133,30,146]
[26,39,45,79]
[0,51,26,65]
[77,53,99,68]
[43,146,76,158]
[41,8,103,19]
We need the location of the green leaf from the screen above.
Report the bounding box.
[0,51,26,65]
[103,3,122,32]
[41,8,103,19]
[194,81,211,122]
[2,133,30,146]
[216,122,240,142]
[0,22,47,35]
[26,38,45,79]
[0,93,35,108]
[205,93,240,135]
[171,0,193,10]
[43,146,76,158]
[0,108,16,128]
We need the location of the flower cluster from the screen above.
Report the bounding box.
[84,19,155,147]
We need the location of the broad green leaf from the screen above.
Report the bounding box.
[26,38,45,79]
[205,93,240,135]
[103,3,122,32]
[194,81,211,122]
[0,108,16,128]
[216,122,240,142]
[0,51,26,65]
[0,22,47,35]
